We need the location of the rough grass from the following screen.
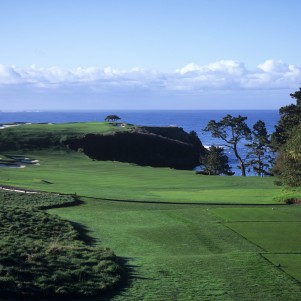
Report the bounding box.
[0,190,122,299]
[0,150,280,204]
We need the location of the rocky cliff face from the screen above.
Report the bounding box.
[64,127,206,170]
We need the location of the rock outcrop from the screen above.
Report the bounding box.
[64,127,206,170]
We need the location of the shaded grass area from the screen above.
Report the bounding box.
[0,150,280,204]
[212,206,301,284]
[50,199,301,300]
[0,191,122,299]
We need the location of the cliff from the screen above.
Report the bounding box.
[0,122,206,170]
[64,127,206,169]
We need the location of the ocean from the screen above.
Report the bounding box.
[0,110,279,175]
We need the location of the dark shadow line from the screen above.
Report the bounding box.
[83,195,286,207]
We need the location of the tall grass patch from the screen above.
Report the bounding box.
[0,190,122,299]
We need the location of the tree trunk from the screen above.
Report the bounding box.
[233,144,246,176]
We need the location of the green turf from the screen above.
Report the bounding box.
[0,122,131,137]
[212,206,301,222]
[263,254,301,282]
[0,150,280,204]
[0,122,133,153]
[1,149,300,299]
[224,222,301,252]
[49,199,301,300]
[211,206,301,284]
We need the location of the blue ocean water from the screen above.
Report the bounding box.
[0,110,279,174]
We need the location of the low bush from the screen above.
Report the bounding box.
[0,190,122,299]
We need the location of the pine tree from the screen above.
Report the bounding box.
[245,120,273,176]
[199,146,234,176]
[203,115,251,176]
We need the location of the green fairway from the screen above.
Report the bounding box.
[49,199,301,300]
[225,221,301,252]
[1,149,301,299]
[0,151,280,204]
[0,122,130,138]
[264,254,301,282]
[212,206,301,283]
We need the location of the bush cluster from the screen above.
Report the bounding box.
[0,190,122,299]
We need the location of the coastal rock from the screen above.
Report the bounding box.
[64,127,206,170]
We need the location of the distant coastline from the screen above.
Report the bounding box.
[0,110,279,175]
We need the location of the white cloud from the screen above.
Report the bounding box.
[0,65,21,84]
[0,60,300,93]
[257,60,288,73]
[176,60,246,76]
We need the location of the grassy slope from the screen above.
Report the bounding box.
[0,151,280,204]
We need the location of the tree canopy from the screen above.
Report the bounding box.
[246,120,273,176]
[199,146,234,176]
[272,88,301,148]
[104,115,121,122]
[272,87,301,186]
[203,114,251,176]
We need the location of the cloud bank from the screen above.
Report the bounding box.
[0,60,299,92]
[0,60,300,110]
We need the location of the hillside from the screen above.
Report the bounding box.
[0,122,206,169]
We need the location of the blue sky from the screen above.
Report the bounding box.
[0,0,300,110]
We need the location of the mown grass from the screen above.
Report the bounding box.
[0,122,133,151]
[0,150,280,204]
[50,199,301,300]
[1,149,301,299]
[264,254,301,282]
[212,206,301,283]
[1,122,131,138]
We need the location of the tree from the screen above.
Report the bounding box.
[203,115,251,176]
[272,87,301,186]
[104,115,121,122]
[271,87,301,148]
[245,120,273,176]
[199,145,234,175]
[273,125,301,186]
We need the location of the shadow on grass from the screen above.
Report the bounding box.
[100,257,155,301]
[85,195,285,207]
[40,194,85,210]
[69,220,97,246]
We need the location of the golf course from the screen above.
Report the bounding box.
[0,122,301,300]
